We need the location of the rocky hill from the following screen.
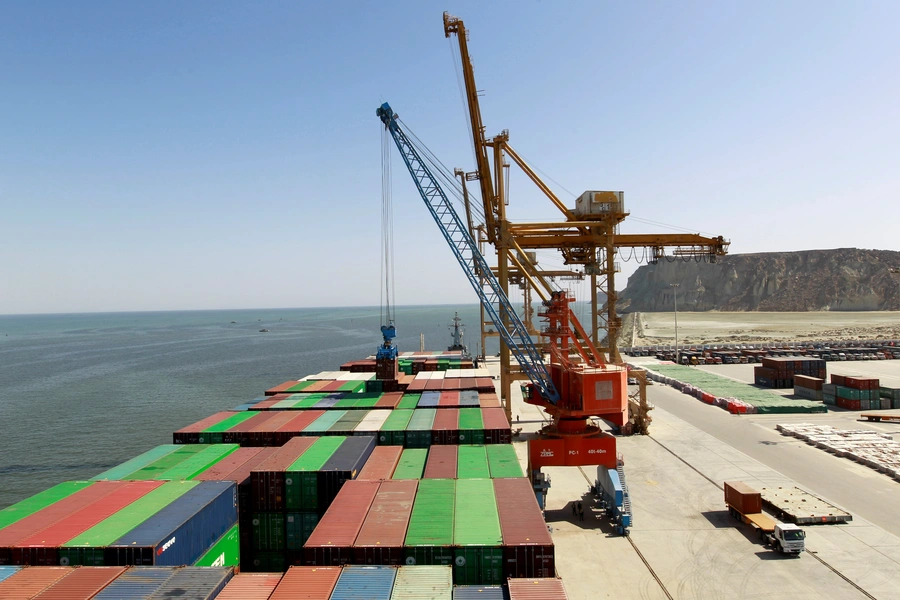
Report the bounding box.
[617,248,900,312]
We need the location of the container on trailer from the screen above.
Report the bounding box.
[406,409,437,448]
[354,480,418,565]
[507,577,568,599]
[453,584,508,599]
[423,445,458,479]
[173,412,234,444]
[494,478,555,579]
[481,409,511,444]
[216,572,283,600]
[32,565,126,599]
[330,565,397,600]
[724,481,762,515]
[91,565,175,599]
[303,480,380,565]
[486,445,524,479]
[284,436,345,512]
[393,449,428,480]
[0,566,72,598]
[318,436,377,511]
[268,566,340,600]
[453,479,503,585]
[194,522,240,567]
[457,409,485,445]
[357,446,404,481]
[432,409,460,445]
[107,481,237,566]
[390,565,452,599]
[251,437,318,512]
[144,566,233,600]
[405,479,456,567]
[380,410,415,446]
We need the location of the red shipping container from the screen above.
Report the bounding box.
[248,411,307,446]
[173,411,234,443]
[438,391,460,406]
[457,377,479,391]
[423,445,458,479]
[303,480,380,566]
[357,446,403,481]
[375,392,403,409]
[793,375,824,391]
[0,566,73,598]
[425,379,443,391]
[269,566,341,600]
[223,411,281,444]
[272,411,327,446]
[476,377,496,392]
[33,566,126,599]
[724,481,762,515]
[508,577,569,599]
[194,447,268,481]
[320,381,345,393]
[482,408,512,444]
[494,478,555,579]
[432,409,460,445]
[217,572,284,600]
[353,479,417,565]
[251,436,318,511]
[831,374,846,386]
[265,381,299,395]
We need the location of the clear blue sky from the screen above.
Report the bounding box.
[3,1,898,314]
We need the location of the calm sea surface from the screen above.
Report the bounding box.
[0,305,489,509]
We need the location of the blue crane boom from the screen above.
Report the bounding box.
[376,102,559,404]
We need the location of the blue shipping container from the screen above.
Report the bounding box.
[331,565,397,600]
[0,565,21,583]
[459,391,480,407]
[318,436,376,511]
[107,481,237,566]
[146,566,233,600]
[418,392,441,408]
[314,397,341,409]
[453,585,509,600]
[92,566,176,599]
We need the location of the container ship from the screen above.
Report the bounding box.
[0,339,568,599]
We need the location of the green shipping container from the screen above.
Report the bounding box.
[159,444,239,480]
[453,479,502,585]
[397,394,420,410]
[304,410,346,433]
[0,481,94,530]
[457,446,490,479]
[352,393,382,408]
[486,445,523,478]
[330,409,367,432]
[458,409,484,445]
[285,436,345,511]
[339,381,366,393]
[380,409,415,446]
[250,550,285,572]
[124,445,209,480]
[60,480,199,565]
[194,523,240,567]
[405,479,456,566]
[252,512,285,551]
[393,449,428,480]
[406,409,437,449]
[285,512,319,550]
[92,445,181,481]
[286,380,318,393]
[274,393,326,410]
[201,412,258,443]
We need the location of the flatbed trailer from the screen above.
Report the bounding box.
[760,486,852,524]
[860,413,900,422]
[725,481,805,555]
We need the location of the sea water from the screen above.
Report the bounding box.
[0,305,489,508]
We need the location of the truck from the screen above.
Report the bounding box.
[724,481,805,555]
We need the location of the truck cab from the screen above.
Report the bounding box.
[773,523,806,554]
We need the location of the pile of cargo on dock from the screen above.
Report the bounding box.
[777,422,900,480]
[753,356,826,389]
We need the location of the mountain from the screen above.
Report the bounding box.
[617,248,900,312]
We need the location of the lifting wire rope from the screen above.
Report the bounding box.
[381,124,396,330]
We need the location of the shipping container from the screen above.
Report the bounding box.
[0,482,94,531]
[192,447,267,482]
[390,565,452,599]
[268,566,340,600]
[459,391,480,407]
[92,446,181,481]
[252,437,318,512]
[453,479,502,585]
[107,481,237,566]
[423,445,458,479]
[354,480,418,565]
[724,481,762,515]
[303,480,380,565]
[357,446,404,481]
[32,565,126,599]
[355,410,391,435]
[380,410,415,446]
[174,412,234,444]
[393,449,428,480]
[304,411,347,434]
[144,566,233,600]
[318,436,377,511]
[91,566,176,599]
[195,523,240,567]
[252,512,285,551]
[0,566,72,598]
[486,445,524,479]
[124,445,210,480]
[494,478,555,579]
[286,512,319,550]
[481,409,511,444]
[457,446,490,479]
[285,437,345,512]
[269,411,326,446]
[397,395,421,410]
[330,565,397,600]
[405,479,455,567]
[507,577,568,599]
[453,584,508,599]
[0,566,21,583]
[329,410,368,434]
[156,444,240,480]
[202,412,259,444]
[216,572,283,600]
[457,409,485,445]
[432,409,460,445]
[406,409,437,448]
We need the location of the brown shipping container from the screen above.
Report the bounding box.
[831,374,846,386]
[423,445,458,479]
[0,566,73,599]
[303,480,381,566]
[216,572,284,600]
[247,411,305,446]
[494,478,555,579]
[193,447,267,481]
[793,375,824,391]
[724,481,762,515]
[173,411,234,443]
[482,408,512,444]
[432,409,460,445]
[357,446,404,481]
[266,381,300,395]
[270,566,341,600]
[33,566,126,599]
[224,411,281,444]
[508,577,569,599]
[353,479,417,565]
[375,392,403,409]
[252,437,318,511]
[479,392,501,408]
[273,411,327,446]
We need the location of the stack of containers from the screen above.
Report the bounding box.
[831,374,881,410]
[453,479,503,585]
[26,566,126,597]
[353,480,418,565]
[794,375,824,401]
[303,481,381,565]
[432,409,461,445]
[406,410,438,448]
[880,386,900,409]
[494,478,555,578]
[482,409,512,444]
[754,356,826,388]
[458,409,485,445]
[268,565,341,599]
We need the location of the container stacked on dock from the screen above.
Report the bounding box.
[754,356,826,388]
[793,375,824,401]
[830,374,882,410]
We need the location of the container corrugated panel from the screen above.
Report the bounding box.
[319,436,377,510]
[390,565,452,599]
[493,478,554,579]
[91,566,175,599]
[0,565,21,583]
[173,412,234,443]
[355,410,391,435]
[423,446,458,479]
[33,565,127,599]
[108,481,237,566]
[418,391,441,407]
[252,437,318,512]
[453,479,502,585]
[354,480,418,565]
[146,566,233,600]
[393,449,428,480]
[286,511,319,550]
[126,446,209,480]
[329,410,368,434]
[0,566,72,598]
[157,444,240,480]
[92,446,182,481]
[0,482,94,531]
[194,522,240,567]
[357,446,404,481]
[453,584,508,599]
[303,480,381,565]
[406,409,437,449]
[457,446,490,479]
[486,445,524,478]
[405,479,455,565]
[507,577,568,599]
[330,565,397,600]
[304,410,346,433]
[285,437,345,512]
[380,410,415,445]
[432,409,460,445]
[216,572,283,600]
[268,566,340,600]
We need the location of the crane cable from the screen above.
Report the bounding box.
[381,124,395,329]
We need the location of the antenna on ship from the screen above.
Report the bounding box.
[448,312,470,358]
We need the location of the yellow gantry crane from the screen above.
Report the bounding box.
[444,13,729,432]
